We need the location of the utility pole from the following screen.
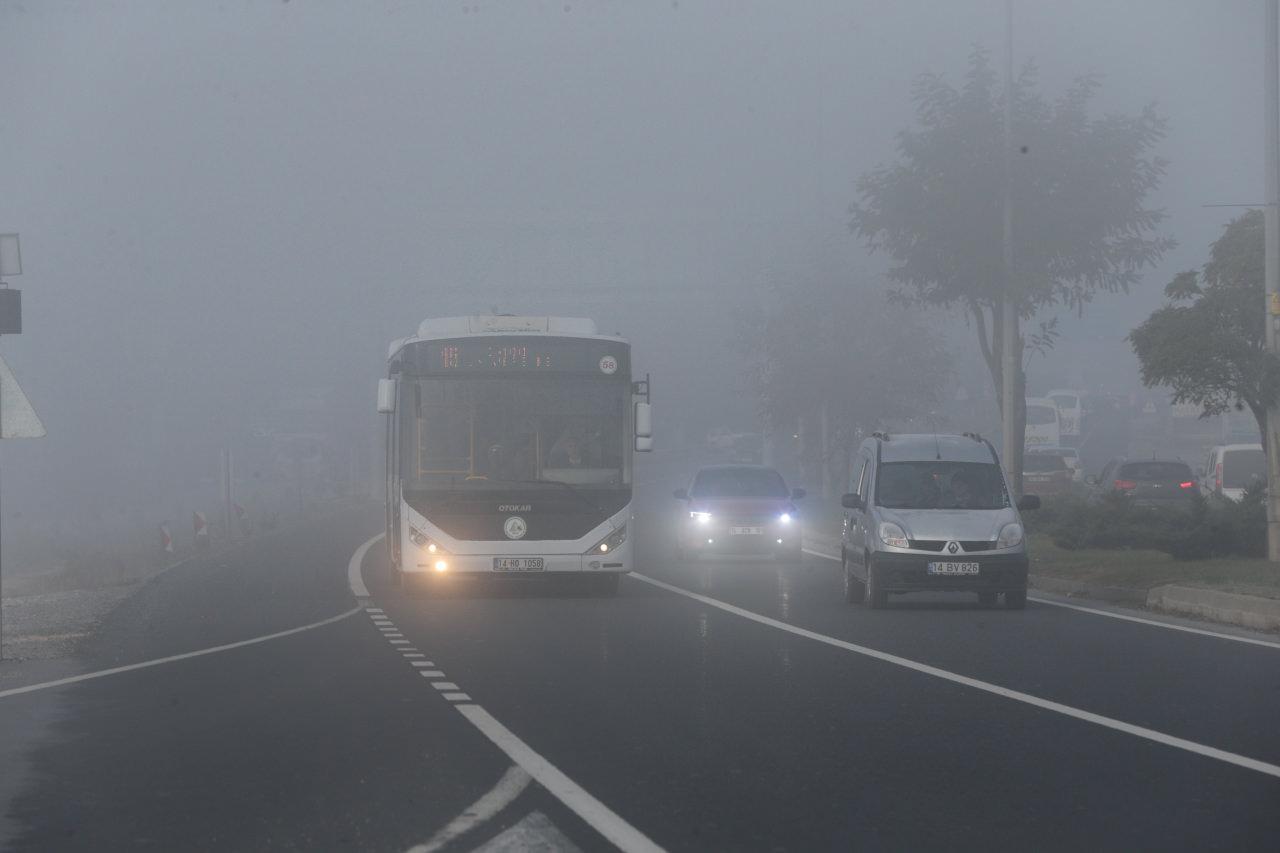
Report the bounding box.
[1264,0,1280,560]
[1001,0,1021,497]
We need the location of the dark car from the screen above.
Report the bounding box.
[1090,457,1198,508]
[1023,449,1075,497]
[674,465,804,561]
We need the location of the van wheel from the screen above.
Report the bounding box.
[1005,588,1027,610]
[866,559,888,609]
[843,552,865,604]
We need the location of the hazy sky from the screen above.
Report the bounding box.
[0,0,1267,535]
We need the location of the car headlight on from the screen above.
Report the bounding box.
[778,512,792,524]
[878,521,909,549]
[689,511,712,525]
[997,522,1024,549]
[587,524,627,555]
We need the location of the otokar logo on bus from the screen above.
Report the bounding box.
[503,516,528,540]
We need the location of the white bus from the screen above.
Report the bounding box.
[377,315,652,595]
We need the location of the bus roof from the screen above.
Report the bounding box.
[388,315,627,361]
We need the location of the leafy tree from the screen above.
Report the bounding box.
[849,48,1173,487]
[735,275,950,485]
[1130,209,1280,444]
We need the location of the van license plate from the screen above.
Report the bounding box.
[927,561,979,575]
[494,558,544,571]
[730,526,763,535]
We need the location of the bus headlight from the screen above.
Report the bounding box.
[588,525,627,554]
[409,525,448,557]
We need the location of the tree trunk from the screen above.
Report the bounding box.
[974,303,1026,495]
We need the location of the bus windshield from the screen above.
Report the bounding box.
[400,376,629,490]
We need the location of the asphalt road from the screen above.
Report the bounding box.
[3,454,1279,851]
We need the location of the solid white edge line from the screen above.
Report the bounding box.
[405,765,533,853]
[0,607,362,700]
[630,571,1280,780]
[801,546,1280,650]
[348,532,383,598]
[455,704,665,853]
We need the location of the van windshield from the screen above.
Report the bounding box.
[876,462,1011,510]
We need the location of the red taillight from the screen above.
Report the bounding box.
[1179,481,1195,489]
[1114,479,1137,491]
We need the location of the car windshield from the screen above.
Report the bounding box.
[876,462,1010,510]
[1118,461,1193,482]
[1223,449,1266,488]
[1027,405,1058,426]
[691,468,788,498]
[1025,454,1068,472]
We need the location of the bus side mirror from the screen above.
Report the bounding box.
[376,378,396,414]
[635,401,652,438]
[635,436,653,452]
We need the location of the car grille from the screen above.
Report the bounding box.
[907,540,998,553]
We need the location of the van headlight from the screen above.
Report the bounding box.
[878,521,909,549]
[997,522,1024,549]
[588,524,627,554]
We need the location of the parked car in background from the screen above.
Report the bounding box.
[1090,457,1198,509]
[1023,448,1076,497]
[1046,389,1084,442]
[1024,397,1062,449]
[1200,444,1265,502]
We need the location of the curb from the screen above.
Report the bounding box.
[1027,575,1148,605]
[1146,585,1280,632]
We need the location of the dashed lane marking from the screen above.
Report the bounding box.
[0,607,361,701]
[352,540,665,853]
[631,571,1280,781]
[802,546,1280,650]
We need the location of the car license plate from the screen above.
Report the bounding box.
[927,561,979,575]
[730,526,763,535]
[493,557,544,572]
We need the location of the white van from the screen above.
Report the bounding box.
[1047,389,1084,439]
[1201,444,1266,501]
[1024,397,1061,448]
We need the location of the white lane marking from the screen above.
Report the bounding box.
[403,653,426,658]
[443,692,472,701]
[433,682,460,691]
[391,639,410,645]
[802,546,1280,651]
[1028,596,1280,650]
[405,765,534,853]
[419,670,445,678]
[385,634,405,639]
[630,572,1280,780]
[410,661,436,668]
[0,607,361,701]
[348,532,383,598]
[456,704,665,853]
[366,608,384,613]
[471,811,581,853]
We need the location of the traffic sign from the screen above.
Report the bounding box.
[0,353,46,438]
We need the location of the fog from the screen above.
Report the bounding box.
[0,0,1264,565]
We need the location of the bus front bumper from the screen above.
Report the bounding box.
[403,551,630,576]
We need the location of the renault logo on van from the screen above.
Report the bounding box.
[504,516,528,540]
[947,541,960,554]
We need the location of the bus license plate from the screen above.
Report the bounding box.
[927,561,979,575]
[494,558,544,572]
[730,526,763,535]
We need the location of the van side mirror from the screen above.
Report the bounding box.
[376,378,396,414]
[1017,494,1041,511]
[791,488,806,500]
[841,493,863,510]
[673,488,688,500]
